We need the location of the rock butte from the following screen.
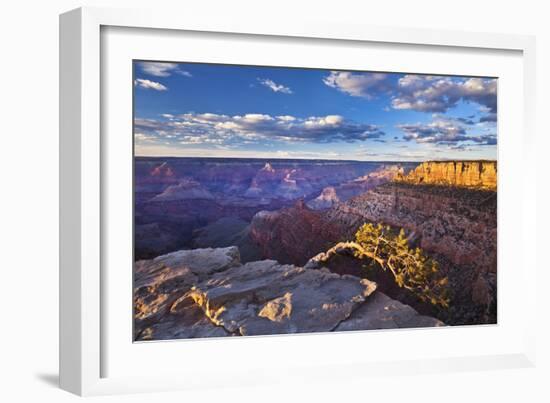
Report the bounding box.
[307,164,407,210]
[134,247,444,340]
[396,161,497,190]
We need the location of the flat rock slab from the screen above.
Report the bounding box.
[185,260,377,336]
[137,295,230,340]
[336,292,445,331]
[139,246,241,281]
[134,247,241,339]
[134,246,444,341]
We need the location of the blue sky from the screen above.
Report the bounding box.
[133,61,497,161]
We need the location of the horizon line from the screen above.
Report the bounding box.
[134,155,497,163]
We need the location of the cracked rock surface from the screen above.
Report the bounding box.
[134,246,443,341]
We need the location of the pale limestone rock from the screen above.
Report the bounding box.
[134,246,444,341]
[259,292,293,322]
[335,292,445,331]
[187,261,377,336]
[138,295,229,340]
[145,246,241,281]
[307,186,340,210]
[134,247,241,339]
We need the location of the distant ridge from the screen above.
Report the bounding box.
[134,155,424,164]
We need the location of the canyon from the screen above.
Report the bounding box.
[249,161,497,325]
[134,158,411,259]
[134,158,497,339]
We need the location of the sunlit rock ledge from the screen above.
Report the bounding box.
[396,160,497,190]
[134,246,444,341]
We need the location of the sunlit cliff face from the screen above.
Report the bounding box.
[396,161,497,190]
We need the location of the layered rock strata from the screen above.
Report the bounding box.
[396,161,497,190]
[326,183,497,273]
[249,180,497,325]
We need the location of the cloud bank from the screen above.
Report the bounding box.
[324,72,497,113]
[134,112,385,147]
[398,116,496,146]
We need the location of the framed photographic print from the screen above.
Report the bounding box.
[60,6,537,396]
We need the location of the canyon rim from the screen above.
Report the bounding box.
[133,61,497,341]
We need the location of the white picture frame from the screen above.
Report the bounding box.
[59,6,537,396]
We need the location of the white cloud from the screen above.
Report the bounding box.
[238,113,274,123]
[322,71,390,99]
[138,62,192,77]
[276,115,296,122]
[397,116,496,146]
[177,70,193,77]
[392,75,497,113]
[134,133,159,143]
[323,71,497,113]
[134,78,168,91]
[303,115,343,128]
[258,78,293,94]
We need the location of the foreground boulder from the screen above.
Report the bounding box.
[134,247,241,339]
[134,247,444,341]
[335,292,444,331]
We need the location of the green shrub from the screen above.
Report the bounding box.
[307,223,449,308]
[354,223,449,307]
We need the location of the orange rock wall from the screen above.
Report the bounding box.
[397,161,497,190]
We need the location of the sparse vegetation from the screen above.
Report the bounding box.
[306,223,450,308]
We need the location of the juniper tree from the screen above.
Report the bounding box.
[305,223,449,308]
